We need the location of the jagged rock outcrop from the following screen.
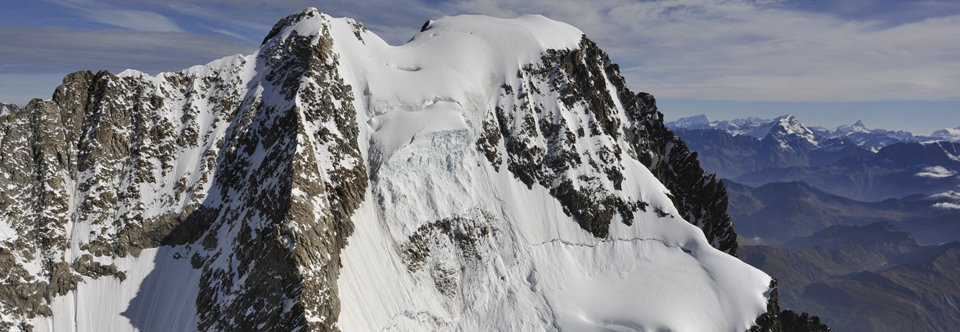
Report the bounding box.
[1,10,367,331]
[477,36,739,256]
[626,93,740,256]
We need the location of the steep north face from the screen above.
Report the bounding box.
[2,8,771,331]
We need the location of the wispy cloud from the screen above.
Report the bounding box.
[0,26,254,74]
[100,0,445,45]
[163,2,273,41]
[46,0,184,32]
[916,166,958,178]
[87,8,183,32]
[202,25,255,42]
[933,202,960,210]
[930,191,960,200]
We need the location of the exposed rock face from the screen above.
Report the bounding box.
[477,38,647,238]
[751,279,783,332]
[779,310,831,332]
[2,8,779,332]
[477,36,739,256]
[626,94,740,256]
[749,280,832,332]
[0,10,366,331]
[400,214,494,298]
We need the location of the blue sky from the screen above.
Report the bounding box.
[1,0,958,134]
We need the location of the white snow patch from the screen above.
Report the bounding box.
[0,220,14,242]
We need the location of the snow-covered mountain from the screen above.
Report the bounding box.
[745,115,818,150]
[0,8,781,332]
[666,113,711,130]
[744,115,811,139]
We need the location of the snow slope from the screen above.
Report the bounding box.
[30,247,200,332]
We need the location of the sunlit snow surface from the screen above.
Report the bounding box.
[18,9,772,332]
[323,12,772,332]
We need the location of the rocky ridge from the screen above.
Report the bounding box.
[475,36,738,254]
[1,10,367,331]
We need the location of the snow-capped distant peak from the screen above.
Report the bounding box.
[745,115,809,138]
[669,113,941,151]
[665,115,774,136]
[742,115,818,149]
[835,120,869,135]
[0,102,18,116]
[666,114,711,129]
[932,127,960,141]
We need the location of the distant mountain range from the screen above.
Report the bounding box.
[742,222,960,332]
[668,114,960,200]
[725,180,960,246]
[669,114,960,151]
[669,113,960,331]
[738,141,960,201]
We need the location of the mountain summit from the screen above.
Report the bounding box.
[1,8,778,331]
[745,115,819,150]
